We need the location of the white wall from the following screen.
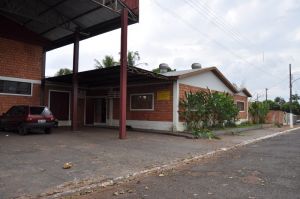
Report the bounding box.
[178,71,234,94]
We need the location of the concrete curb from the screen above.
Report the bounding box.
[37,126,300,199]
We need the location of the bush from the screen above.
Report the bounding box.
[224,121,237,128]
[249,101,269,124]
[192,129,219,139]
[238,121,252,127]
[179,90,239,139]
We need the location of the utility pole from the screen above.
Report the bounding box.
[265,88,268,101]
[256,94,259,102]
[289,63,293,128]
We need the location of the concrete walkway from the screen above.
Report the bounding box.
[0,126,298,198]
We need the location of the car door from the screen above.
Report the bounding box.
[3,106,18,129]
[12,106,27,127]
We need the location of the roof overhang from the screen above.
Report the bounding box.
[0,0,139,51]
[46,66,173,88]
[241,88,252,97]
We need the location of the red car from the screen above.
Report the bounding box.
[0,105,56,135]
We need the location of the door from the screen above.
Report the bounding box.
[77,99,85,127]
[49,91,70,121]
[3,106,27,129]
[94,98,106,124]
[85,98,94,125]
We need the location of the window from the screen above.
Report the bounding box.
[0,80,31,95]
[30,107,52,116]
[6,106,28,116]
[130,93,154,111]
[237,101,245,111]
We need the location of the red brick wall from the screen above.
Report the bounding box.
[0,84,40,114]
[179,83,208,99]
[0,37,43,80]
[113,84,173,121]
[233,95,248,119]
[266,110,285,124]
[0,37,43,114]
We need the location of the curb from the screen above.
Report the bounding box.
[38,127,300,198]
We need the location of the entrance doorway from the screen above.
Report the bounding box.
[85,98,107,125]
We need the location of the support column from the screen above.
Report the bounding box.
[40,50,46,106]
[119,8,128,139]
[72,31,79,131]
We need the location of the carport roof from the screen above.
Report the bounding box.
[46,66,173,87]
[0,0,139,51]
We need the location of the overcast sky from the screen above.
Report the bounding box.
[46,0,300,101]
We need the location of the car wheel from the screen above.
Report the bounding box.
[45,128,52,134]
[18,127,27,135]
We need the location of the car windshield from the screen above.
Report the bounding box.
[30,107,52,116]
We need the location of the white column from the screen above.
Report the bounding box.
[173,81,179,132]
[290,113,294,128]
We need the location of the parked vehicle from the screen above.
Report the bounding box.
[0,105,56,135]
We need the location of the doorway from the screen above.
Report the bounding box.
[85,98,107,125]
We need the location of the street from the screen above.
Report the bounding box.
[75,130,300,199]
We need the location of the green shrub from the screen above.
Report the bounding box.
[274,122,282,128]
[179,90,239,139]
[224,121,237,128]
[192,129,219,139]
[249,101,269,124]
[238,121,252,127]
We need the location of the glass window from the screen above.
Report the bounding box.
[30,107,53,116]
[130,93,154,110]
[237,101,245,111]
[6,106,19,116]
[30,107,44,115]
[0,80,31,95]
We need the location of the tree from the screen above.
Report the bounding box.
[55,68,72,76]
[94,55,118,69]
[249,101,269,124]
[265,100,280,110]
[291,94,300,102]
[274,97,285,106]
[127,51,140,66]
[95,51,142,68]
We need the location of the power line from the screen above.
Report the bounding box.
[152,0,282,78]
[184,0,249,47]
[185,0,284,73]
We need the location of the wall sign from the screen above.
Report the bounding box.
[157,90,170,101]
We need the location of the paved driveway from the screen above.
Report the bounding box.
[0,126,292,198]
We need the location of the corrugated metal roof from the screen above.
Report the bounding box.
[46,65,171,87]
[0,0,139,50]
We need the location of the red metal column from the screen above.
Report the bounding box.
[119,8,128,139]
[72,31,79,131]
[40,50,46,106]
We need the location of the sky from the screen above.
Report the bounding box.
[45,0,300,101]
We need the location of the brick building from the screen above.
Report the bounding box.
[0,35,44,114]
[0,0,139,138]
[45,64,252,132]
[0,0,251,135]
